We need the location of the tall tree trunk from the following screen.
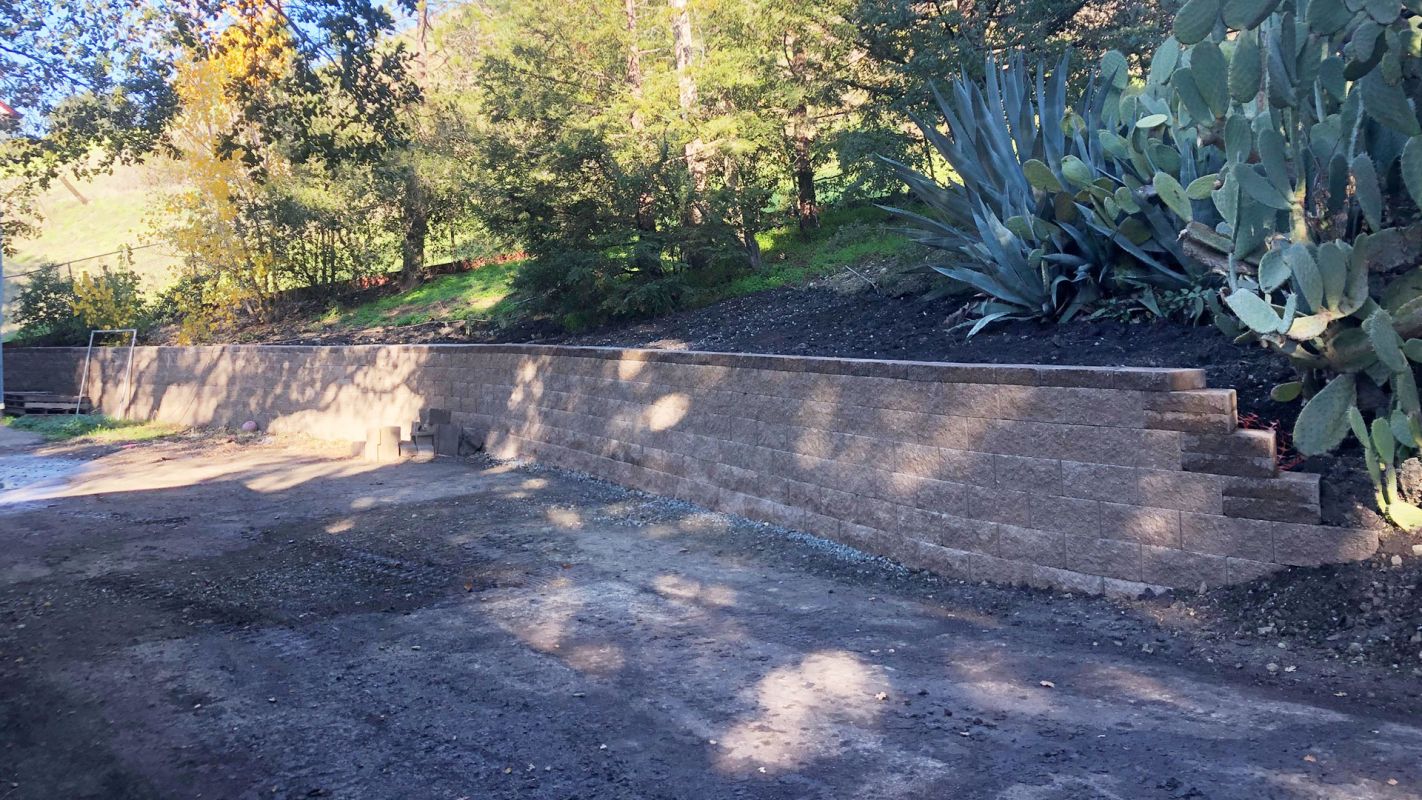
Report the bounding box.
[625,0,656,234]
[670,0,707,227]
[725,155,761,270]
[400,167,428,288]
[786,32,819,234]
[398,0,432,290]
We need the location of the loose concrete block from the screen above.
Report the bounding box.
[432,423,461,456]
[364,425,402,463]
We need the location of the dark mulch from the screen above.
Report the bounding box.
[551,286,1296,422]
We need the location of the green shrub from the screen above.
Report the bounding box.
[1125,0,1422,526]
[12,265,83,343]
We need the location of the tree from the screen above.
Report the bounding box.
[0,0,179,251]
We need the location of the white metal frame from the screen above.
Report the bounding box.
[77,329,137,416]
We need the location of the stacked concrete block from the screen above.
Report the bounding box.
[3,342,1377,592]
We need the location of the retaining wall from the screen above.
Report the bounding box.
[3,344,1377,593]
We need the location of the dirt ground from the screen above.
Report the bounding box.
[2,434,1422,800]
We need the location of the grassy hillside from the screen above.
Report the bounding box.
[321,258,527,330]
[311,204,922,336]
[9,162,180,288]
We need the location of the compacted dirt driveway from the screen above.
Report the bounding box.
[2,434,1420,800]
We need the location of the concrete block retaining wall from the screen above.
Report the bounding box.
[3,344,1377,593]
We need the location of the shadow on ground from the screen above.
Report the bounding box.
[0,435,1419,800]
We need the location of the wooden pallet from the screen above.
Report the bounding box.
[3,392,93,416]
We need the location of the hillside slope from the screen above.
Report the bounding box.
[10,162,180,287]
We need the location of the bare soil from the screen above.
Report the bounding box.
[2,435,1421,799]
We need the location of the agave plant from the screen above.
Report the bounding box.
[880,53,1214,334]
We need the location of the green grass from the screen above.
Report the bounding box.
[707,203,919,302]
[321,258,526,330]
[302,202,919,335]
[10,162,182,288]
[2,414,183,443]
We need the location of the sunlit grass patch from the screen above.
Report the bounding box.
[709,204,918,302]
[330,259,526,329]
[2,414,183,443]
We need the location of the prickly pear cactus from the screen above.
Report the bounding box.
[1141,0,1422,526]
